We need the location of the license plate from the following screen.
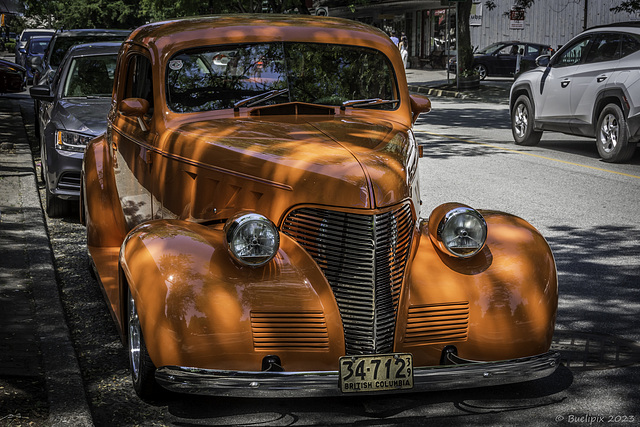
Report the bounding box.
[339,353,413,393]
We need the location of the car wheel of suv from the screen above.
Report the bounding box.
[596,104,636,163]
[128,287,160,399]
[512,95,542,146]
[474,64,488,80]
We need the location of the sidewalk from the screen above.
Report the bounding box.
[0,94,93,426]
[404,67,512,104]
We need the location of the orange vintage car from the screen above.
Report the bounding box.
[81,15,559,399]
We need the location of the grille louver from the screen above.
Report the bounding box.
[405,302,470,344]
[282,204,413,355]
[251,312,329,351]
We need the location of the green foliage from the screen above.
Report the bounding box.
[611,0,640,13]
[20,0,316,28]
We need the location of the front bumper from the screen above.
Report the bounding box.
[155,350,560,397]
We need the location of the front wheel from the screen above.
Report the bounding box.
[473,64,488,80]
[596,104,636,163]
[128,288,161,399]
[511,95,543,146]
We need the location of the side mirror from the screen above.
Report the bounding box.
[119,98,150,131]
[29,84,55,102]
[536,54,551,67]
[409,94,431,126]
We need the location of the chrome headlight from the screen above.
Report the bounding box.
[224,213,280,267]
[56,130,92,152]
[428,204,487,258]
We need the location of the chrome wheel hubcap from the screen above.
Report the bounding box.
[600,113,619,153]
[128,290,141,382]
[514,104,528,138]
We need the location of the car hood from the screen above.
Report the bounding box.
[159,115,416,221]
[53,98,111,135]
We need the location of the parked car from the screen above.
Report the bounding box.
[449,41,554,80]
[510,22,640,162]
[31,28,130,86]
[30,29,129,140]
[24,35,52,84]
[30,42,120,217]
[15,28,55,68]
[82,15,559,399]
[0,58,26,93]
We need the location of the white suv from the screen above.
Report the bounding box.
[510,22,640,163]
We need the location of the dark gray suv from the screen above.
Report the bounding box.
[510,22,640,163]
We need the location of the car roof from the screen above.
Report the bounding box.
[586,21,640,31]
[495,40,551,46]
[53,29,131,38]
[29,35,53,42]
[63,41,123,57]
[20,29,56,35]
[126,14,394,59]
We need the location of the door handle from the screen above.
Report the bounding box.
[561,80,570,88]
[597,76,607,83]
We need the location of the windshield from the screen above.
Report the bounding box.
[476,42,504,55]
[166,42,398,113]
[63,54,117,97]
[50,35,126,67]
[30,39,50,55]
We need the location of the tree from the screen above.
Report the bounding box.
[455,0,535,79]
[21,0,144,29]
[610,0,640,13]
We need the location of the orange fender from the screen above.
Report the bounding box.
[119,220,344,372]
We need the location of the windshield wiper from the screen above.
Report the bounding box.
[340,98,400,111]
[233,88,289,111]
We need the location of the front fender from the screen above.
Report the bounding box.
[397,210,558,365]
[83,133,127,247]
[119,220,344,372]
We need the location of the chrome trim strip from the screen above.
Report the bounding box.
[155,351,560,397]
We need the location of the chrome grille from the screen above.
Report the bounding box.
[282,204,413,355]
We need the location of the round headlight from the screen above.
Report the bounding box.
[224,213,280,267]
[437,207,487,258]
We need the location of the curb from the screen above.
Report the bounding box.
[408,84,466,99]
[1,97,94,426]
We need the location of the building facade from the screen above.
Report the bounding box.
[324,0,639,67]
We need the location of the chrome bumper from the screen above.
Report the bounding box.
[155,351,560,397]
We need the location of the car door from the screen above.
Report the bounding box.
[569,32,622,133]
[534,36,592,128]
[109,49,156,230]
[494,43,521,76]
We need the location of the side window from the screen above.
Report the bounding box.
[621,33,640,58]
[584,33,621,64]
[125,54,154,114]
[497,44,520,55]
[555,37,591,67]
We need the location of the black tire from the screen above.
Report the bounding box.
[45,186,71,218]
[511,95,543,146]
[127,288,161,399]
[473,64,488,80]
[596,103,636,163]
